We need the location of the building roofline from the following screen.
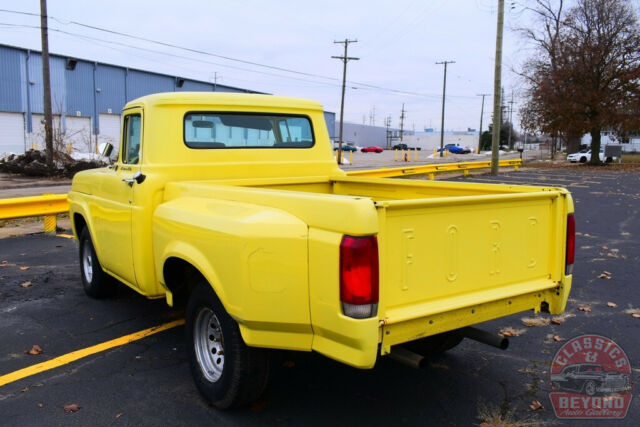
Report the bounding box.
[0,43,267,95]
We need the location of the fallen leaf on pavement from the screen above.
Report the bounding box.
[249,400,268,412]
[25,345,43,355]
[578,306,592,312]
[530,400,543,411]
[38,403,44,408]
[521,317,551,327]
[607,302,618,308]
[64,404,81,413]
[553,335,566,342]
[19,266,29,271]
[551,313,575,324]
[429,363,450,370]
[633,313,640,319]
[20,281,33,288]
[500,327,526,337]
[598,271,612,279]
[115,413,123,419]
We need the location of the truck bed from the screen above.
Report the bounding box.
[160,175,573,359]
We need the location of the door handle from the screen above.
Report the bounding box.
[122,171,146,187]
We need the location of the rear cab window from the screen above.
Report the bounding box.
[184,113,314,149]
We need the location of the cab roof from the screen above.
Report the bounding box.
[124,92,324,112]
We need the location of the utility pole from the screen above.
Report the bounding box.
[491,0,504,175]
[40,0,53,170]
[385,116,391,148]
[507,91,514,149]
[213,72,219,91]
[399,103,406,142]
[477,93,490,151]
[332,39,359,164]
[436,60,455,157]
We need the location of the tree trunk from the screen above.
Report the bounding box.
[588,128,602,165]
[566,132,582,154]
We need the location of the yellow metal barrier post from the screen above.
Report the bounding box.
[394,149,398,161]
[349,150,353,165]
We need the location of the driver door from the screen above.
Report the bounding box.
[91,110,142,287]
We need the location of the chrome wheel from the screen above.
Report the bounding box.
[82,241,93,283]
[194,307,225,382]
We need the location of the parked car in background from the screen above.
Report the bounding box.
[334,145,357,152]
[567,148,614,163]
[361,146,383,153]
[438,144,470,154]
[393,143,408,150]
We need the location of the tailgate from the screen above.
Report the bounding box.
[376,190,572,350]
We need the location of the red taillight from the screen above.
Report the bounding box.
[565,214,575,275]
[340,235,379,318]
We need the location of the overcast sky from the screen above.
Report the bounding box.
[0,0,535,132]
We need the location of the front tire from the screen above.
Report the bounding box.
[186,281,269,409]
[579,156,587,163]
[79,228,115,298]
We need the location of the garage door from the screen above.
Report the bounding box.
[29,114,63,151]
[0,112,25,154]
[98,114,121,154]
[65,116,92,152]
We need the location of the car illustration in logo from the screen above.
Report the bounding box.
[551,363,632,396]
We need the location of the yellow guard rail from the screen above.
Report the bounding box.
[0,194,69,234]
[346,158,521,179]
[0,159,520,235]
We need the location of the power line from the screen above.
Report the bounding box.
[0,9,481,100]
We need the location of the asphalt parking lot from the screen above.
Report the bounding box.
[0,166,638,426]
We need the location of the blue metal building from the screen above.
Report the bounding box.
[0,44,335,154]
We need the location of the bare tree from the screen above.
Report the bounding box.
[519,0,640,163]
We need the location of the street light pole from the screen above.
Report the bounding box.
[436,60,455,157]
[477,93,490,151]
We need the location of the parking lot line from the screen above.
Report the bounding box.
[0,319,185,388]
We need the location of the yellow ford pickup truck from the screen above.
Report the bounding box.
[68,92,575,409]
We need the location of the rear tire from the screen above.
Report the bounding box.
[406,331,463,355]
[79,228,115,298]
[186,281,269,409]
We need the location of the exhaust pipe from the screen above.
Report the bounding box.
[388,346,425,369]
[460,326,509,350]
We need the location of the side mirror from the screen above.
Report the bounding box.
[99,142,113,157]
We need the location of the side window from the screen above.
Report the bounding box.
[122,115,141,164]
